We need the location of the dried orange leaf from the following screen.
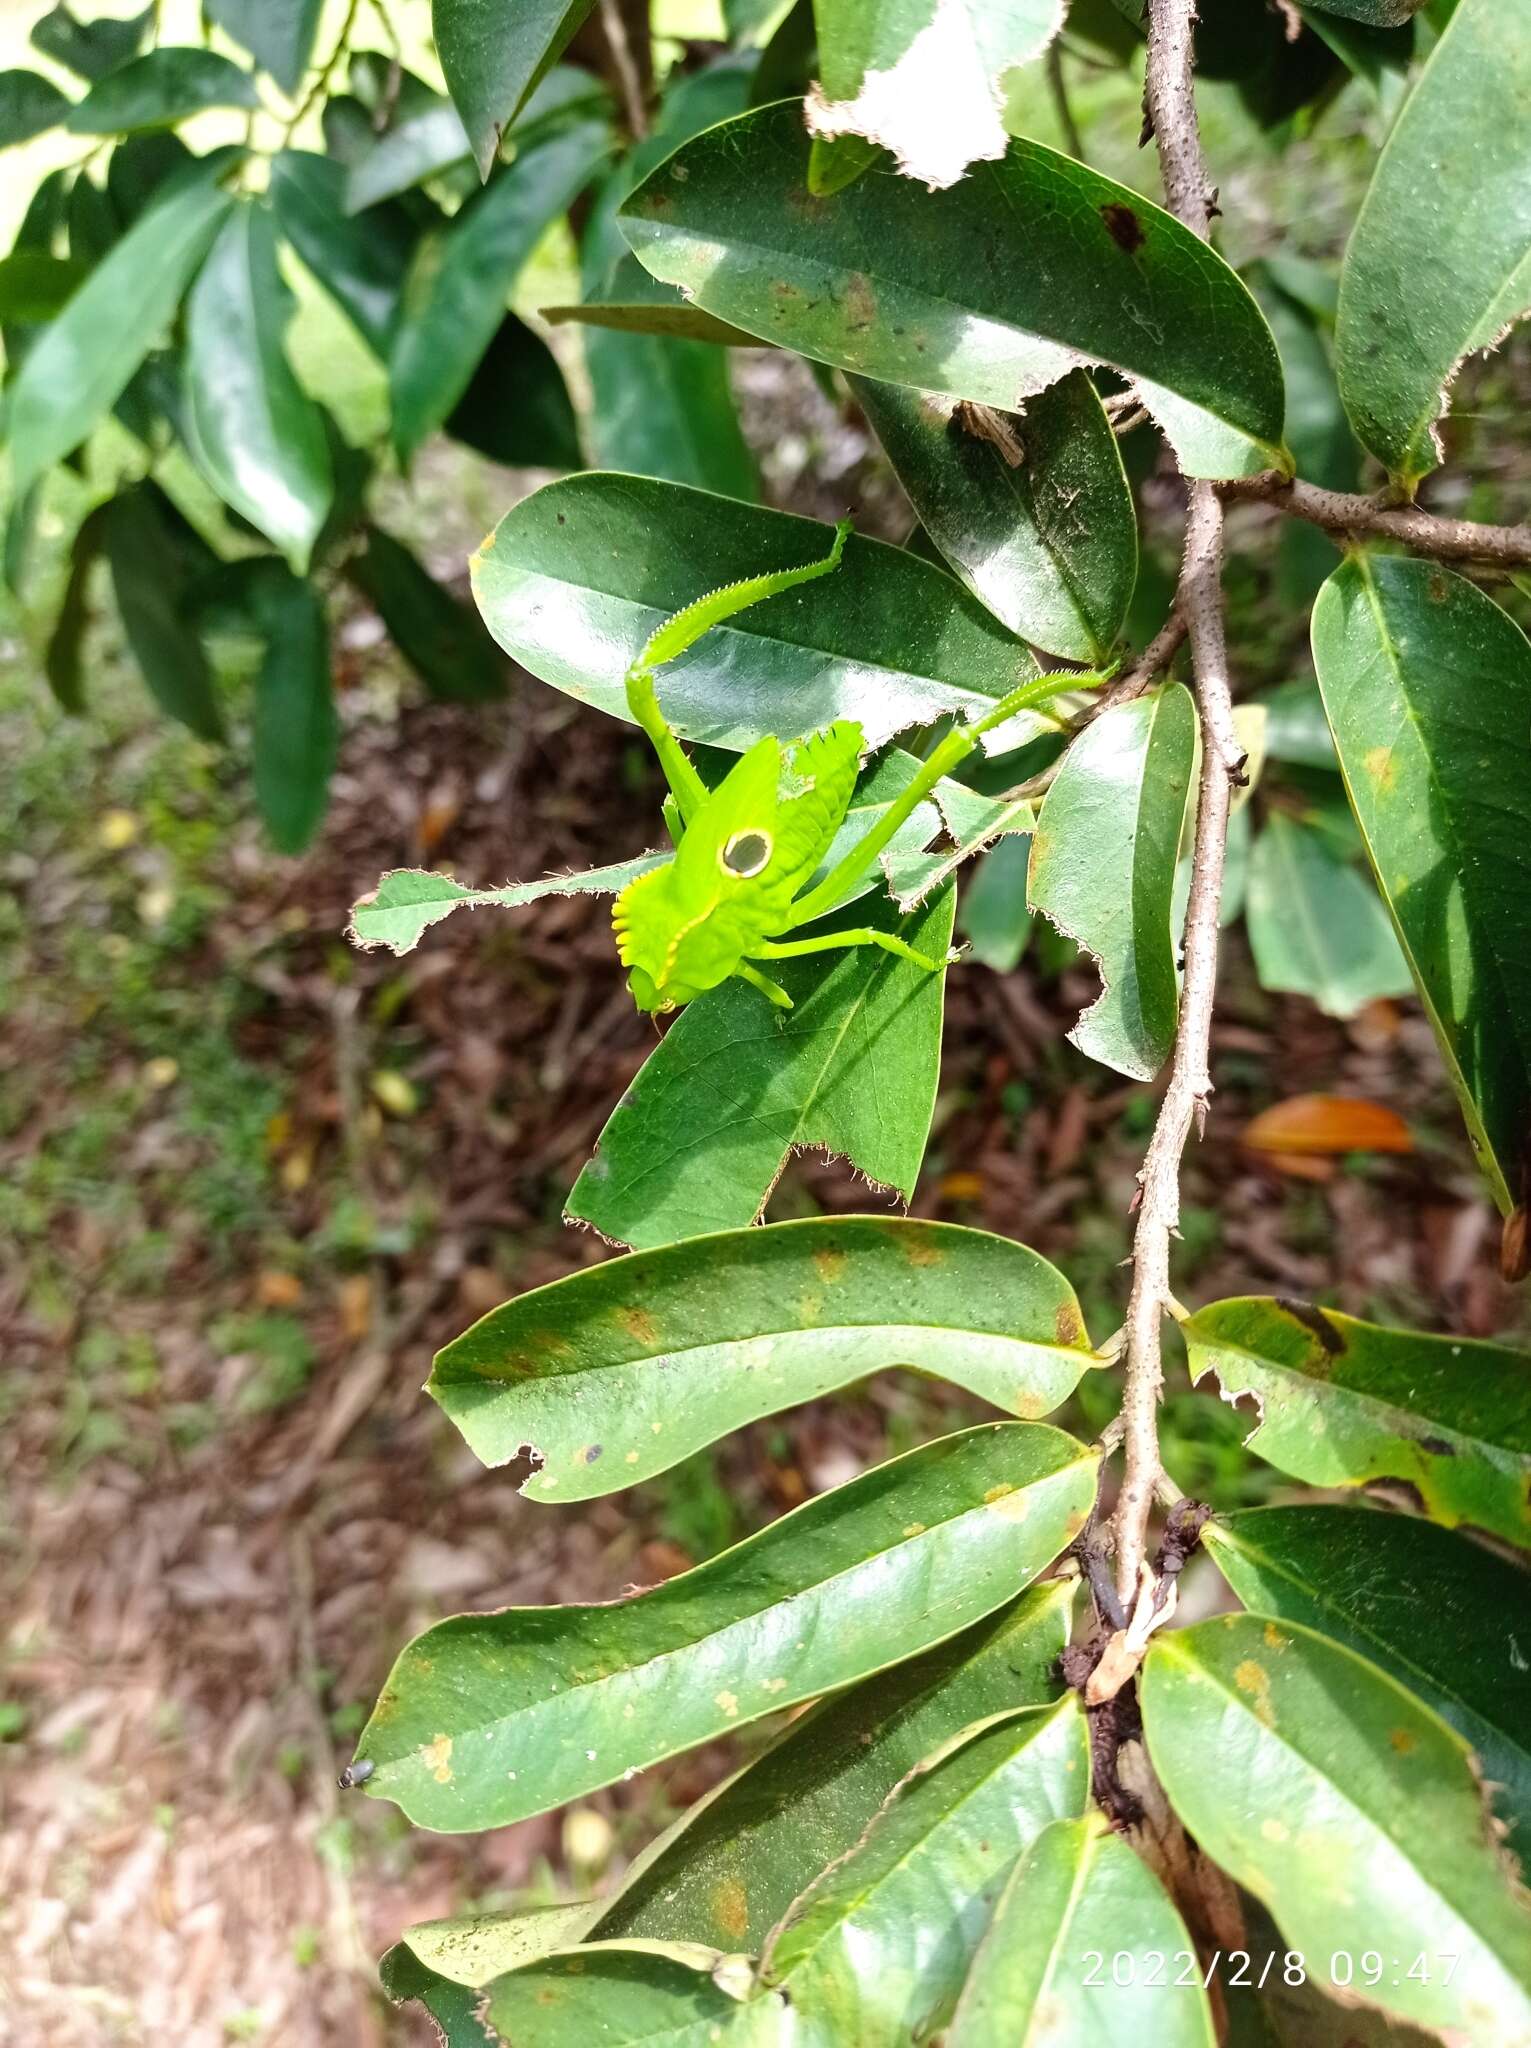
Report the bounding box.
[1241,1093,1412,1157]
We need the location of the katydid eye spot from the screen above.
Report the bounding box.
[721,829,772,877]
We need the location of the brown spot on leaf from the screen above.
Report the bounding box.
[1276,1297,1345,1359]
[1418,1435,1455,1457]
[1100,201,1146,253]
[1390,1726,1417,1754]
[1234,1660,1274,1726]
[842,269,876,332]
[902,1229,944,1266]
[1055,1301,1084,1347]
[618,1305,660,1348]
[1428,571,1449,603]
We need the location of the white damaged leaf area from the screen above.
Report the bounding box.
[806,0,1066,191]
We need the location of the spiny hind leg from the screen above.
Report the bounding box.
[752,929,957,973]
[737,962,794,1008]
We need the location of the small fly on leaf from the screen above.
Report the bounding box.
[337,1759,374,1790]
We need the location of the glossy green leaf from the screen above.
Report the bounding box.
[1311,554,1531,1213]
[204,0,324,96]
[949,1814,1215,2047]
[350,854,663,956]
[959,833,1032,973]
[64,48,258,133]
[389,116,609,461]
[433,0,598,178]
[0,251,85,321]
[1183,1296,1531,1550]
[565,885,956,1248]
[268,151,416,358]
[473,474,1046,756]
[850,371,1136,662]
[1335,0,1531,486]
[1246,813,1411,1021]
[106,131,194,224]
[44,500,112,713]
[1260,679,1336,770]
[444,314,581,470]
[599,1582,1074,1950]
[64,167,117,265]
[249,572,335,854]
[1143,1615,1531,2046]
[353,1421,1096,1830]
[430,1217,1095,1494]
[6,163,234,498]
[1207,1505,1531,1855]
[344,98,470,214]
[886,779,1036,912]
[185,202,333,572]
[31,4,151,80]
[619,102,1288,481]
[763,1700,1088,2046]
[101,485,224,742]
[347,527,507,703]
[0,70,71,148]
[1028,683,1195,1081]
[805,0,1063,191]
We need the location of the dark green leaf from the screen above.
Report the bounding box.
[565,886,956,1249]
[0,69,72,149]
[1028,683,1195,1081]
[444,313,581,470]
[619,102,1289,480]
[31,3,152,81]
[959,833,1032,973]
[1183,1295,1531,1550]
[106,131,194,223]
[472,474,1045,756]
[268,150,416,359]
[0,251,86,321]
[65,48,258,134]
[430,1217,1096,1493]
[185,202,333,572]
[204,0,324,96]
[389,116,610,461]
[1245,812,1411,1020]
[44,500,112,712]
[101,485,224,741]
[806,0,1062,190]
[344,98,470,214]
[64,166,118,264]
[948,1815,1215,2047]
[7,160,234,496]
[353,1421,1096,1830]
[1143,1615,1531,2044]
[1335,0,1531,486]
[599,1582,1074,1949]
[1207,1505,1531,1855]
[12,164,71,253]
[347,527,507,703]
[248,571,335,854]
[851,371,1136,662]
[764,1701,1088,2045]
[1311,554,1531,1213]
[432,0,598,178]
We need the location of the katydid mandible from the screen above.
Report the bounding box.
[614,522,1111,1015]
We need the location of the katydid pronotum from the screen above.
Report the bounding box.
[613,521,1112,1015]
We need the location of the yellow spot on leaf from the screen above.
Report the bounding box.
[1234,1660,1274,1726]
[763,1677,787,1694]
[715,1690,740,1718]
[1264,1622,1285,1650]
[902,1522,926,1537]
[903,1231,944,1266]
[1260,1817,1288,1843]
[812,1246,847,1284]
[420,1734,454,1783]
[1363,745,1396,792]
[797,1291,823,1325]
[983,1484,1030,1521]
[713,1876,749,1943]
[1055,1302,1084,1347]
[1390,1726,1417,1754]
[1013,1390,1048,1420]
[625,1450,640,1465]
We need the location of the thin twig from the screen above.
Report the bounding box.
[1114,0,1241,1603]
[600,0,649,139]
[1046,41,1087,163]
[282,0,361,143]
[1089,609,1188,721]
[1219,473,1531,565]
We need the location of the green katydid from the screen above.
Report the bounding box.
[613,521,1113,1015]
